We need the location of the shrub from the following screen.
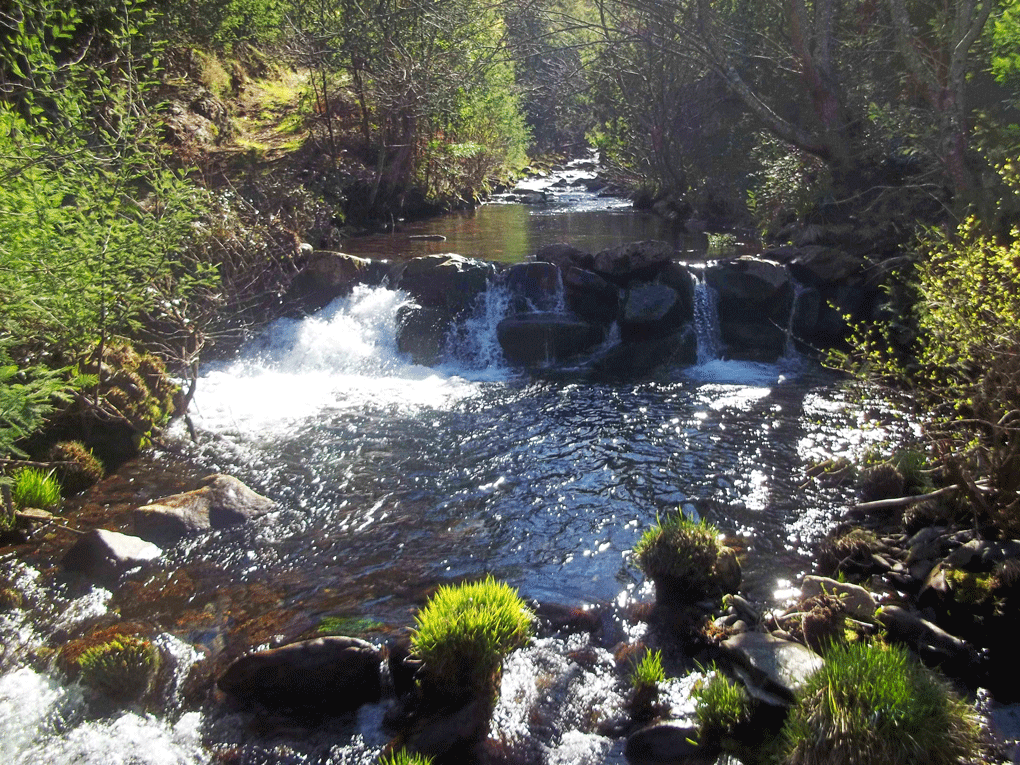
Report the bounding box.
[70,634,161,701]
[781,642,979,765]
[48,441,105,496]
[11,467,61,510]
[694,667,751,741]
[411,576,533,699]
[629,649,666,719]
[633,513,725,603]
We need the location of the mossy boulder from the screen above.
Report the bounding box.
[59,628,161,703]
[47,440,105,496]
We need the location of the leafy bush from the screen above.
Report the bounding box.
[11,468,61,511]
[48,441,105,496]
[71,634,161,701]
[411,576,533,699]
[633,513,724,602]
[781,642,979,765]
[694,667,751,741]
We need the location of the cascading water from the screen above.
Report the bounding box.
[692,271,723,365]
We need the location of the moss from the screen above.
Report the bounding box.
[781,642,979,765]
[48,440,105,495]
[857,462,905,502]
[61,629,161,702]
[378,749,433,765]
[411,576,533,700]
[818,528,881,575]
[945,567,994,606]
[316,615,385,637]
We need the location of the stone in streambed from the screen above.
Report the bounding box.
[800,575,877,619]
[722,632,824,706]
[625,722,720,765]
[133,474,274,545]
[62,529,162,583]
[497,313,604,367]
[218,636,384,712]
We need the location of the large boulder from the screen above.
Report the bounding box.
[218,636,384,712]
[592,240,675,285]
[392,254,496,319]
[563,266,620,324]
[62,529,162,583]
[532,242,593,271]
[655,262,696,321]
[722,632,824,706]
[285,252,384,313]
[396,304,450,366]
[590,326,697,377]
[504,262,563,313]
[706,258,793,361]
[133,474,275,545]
[619,284,687,342]
[497,313,604,367]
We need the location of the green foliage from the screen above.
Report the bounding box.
[781,642,979,765]
[0,346,72,460]
[73,634,160,701]
[317,616,385,637]
[693,667,750,740]
[154,0,287,48]
[746,135,830,238]
[631,648,666,690]
[11,467,62,510]
[992,0,1020,95]
[411,576,533,698]
[633,513,723,599]
[378,749,433,765]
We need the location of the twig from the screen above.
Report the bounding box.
[852,479,992,512]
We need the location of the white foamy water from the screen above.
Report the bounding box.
[187,285,509,436]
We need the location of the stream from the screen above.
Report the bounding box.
[0,158,918,764]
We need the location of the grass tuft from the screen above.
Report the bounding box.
[378,749,433,765]
[782,641,979,765]
[694,666,751,740]
[633,513,723,600]
[411,576,533,699]
[73,634,161,701]
[12,467,61,510]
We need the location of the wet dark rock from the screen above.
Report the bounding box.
[497,313,604,367]
[396,304,450,366]
[706,258,793,361]
[218,636,384,712]
[655,262,696,320]
[590,326,697,377]
[62,529,162,583]
[625,722,720,765]
[714,548,742,596]
[943,539,1020,572]
[878,604,975,669]
[401,696,493,761]
[563,266,620,324]
[722,632,824,706]
[620,284,687,342]
[532,242,593,271]
[505,262,563,313]
[392,254,495,319]
[768,245,864,287]
[593,240,675,285]
[133,474,275,546]
[286,252,381,313]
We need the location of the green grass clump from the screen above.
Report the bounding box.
[317,615,385,637]
[694,667,751,740]
[378,748,433,765]
[781,641,979,765]
[633,513,723,601]
[629,648,666,719]
[74,634,161,701]
[12,467,61,510]
[411,576,533,698]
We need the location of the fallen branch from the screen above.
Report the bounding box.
[852,479,993,513]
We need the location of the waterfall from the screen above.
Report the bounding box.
[442,280,512,374]
[784,281,807,360]
[693,272,723,364]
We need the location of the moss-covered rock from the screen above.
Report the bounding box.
[59,628,161,703]
[48,440,105,496]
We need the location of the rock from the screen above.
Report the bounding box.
[286,252,378,313]
[496,313,604,367]
[655,262,696,320]
[563,266,620,324]
[714,548,742,596]
[403,696,493,761]
[590,326,697,377]
[505,262,563,313]
[592,240,675,284]
[532,243,593,271]
[133,474,275,545]
[625,722,720,765]
[393,254,496,319]
[801,576,877,619]
[722,632,824,705]
[62,529,162,583]
[706,258,793,360]
[779,246,864,287]
[397,304,450,366]
[620,284,687,342]
[943,539,1020,572]
[717,321,788,362]
[218,636,383,712]
[878,605,974,667]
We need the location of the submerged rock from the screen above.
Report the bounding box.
[62,529,162,583]
[133,474,274,545]
[218,636,384,712]
[625,722,720,765]
[497,313,604,367]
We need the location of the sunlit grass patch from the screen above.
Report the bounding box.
[12,467,61,510]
